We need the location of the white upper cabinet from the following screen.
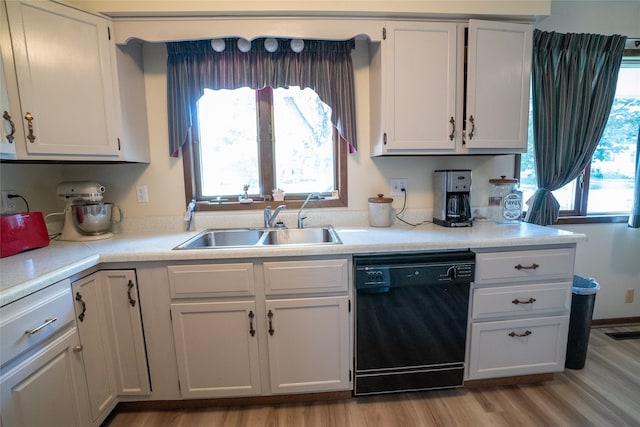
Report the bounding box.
[371,22,458,153]
[0,2,19,159]
[5,0,121,158]
[2,0,150,162]
[370,19,532,156]
[465,20,532,151]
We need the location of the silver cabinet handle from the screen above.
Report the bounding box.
[512,298,536,305]
[73,345,84,353]
[509,330,532,338]
[24,317,57,335]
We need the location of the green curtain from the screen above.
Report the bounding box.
[525,30,627,226]
[629,127,640,228]
[166,38,357,157]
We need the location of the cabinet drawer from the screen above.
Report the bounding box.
[475,247,575,285]
[1,280,75,366]
[264,259,349,295]
[467,315,569,380]
[471,281,571,320]
[168,264,255,298]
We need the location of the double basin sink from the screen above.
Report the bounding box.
[174,226,341,249]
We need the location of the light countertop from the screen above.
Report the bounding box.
[1,221,585,306]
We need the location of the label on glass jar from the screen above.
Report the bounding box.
[502,192,522,220]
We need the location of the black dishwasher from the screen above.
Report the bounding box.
[354,251,474,396]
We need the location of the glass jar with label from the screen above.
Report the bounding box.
[488,176,523,223]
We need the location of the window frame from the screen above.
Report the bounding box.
[182,86,348,211]
[515,48,639,225]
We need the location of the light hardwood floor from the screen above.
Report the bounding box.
[104,324,640,427]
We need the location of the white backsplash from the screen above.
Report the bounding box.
[116,208,433,234]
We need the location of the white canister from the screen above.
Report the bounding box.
[368,194,393,227]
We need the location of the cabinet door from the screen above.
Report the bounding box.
[465,20,532,151]
[266,296,350,394]
[99,270,150,396]
[72,275,117,424]
[5,0,121,158]
[0,3,17,160]
[0,328,90,427]
[170,301,261,398]
[384,22,457,152]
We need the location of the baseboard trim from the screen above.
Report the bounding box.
[592,317,640,326]
[464,373,554,388]
[114,390,352,412]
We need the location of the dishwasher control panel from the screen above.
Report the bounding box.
[354,251,475,292]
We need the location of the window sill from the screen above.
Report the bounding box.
[555,215,629,225]
[194,198,347,212]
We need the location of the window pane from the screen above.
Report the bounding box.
[272,87,334,193]
[197,88,259,197]
[587,66,640,213]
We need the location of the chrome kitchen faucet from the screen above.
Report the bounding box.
[264,205,286,228]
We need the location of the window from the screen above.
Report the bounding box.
[169,38,357,212]
[518,54,640,222]
[184,86,348,211]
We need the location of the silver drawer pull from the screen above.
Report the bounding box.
[24,317,57,335]
[508,330,532,338]
[512,298,536,305]
[514,263,539,270]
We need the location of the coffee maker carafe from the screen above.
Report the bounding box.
[433,170,472,227]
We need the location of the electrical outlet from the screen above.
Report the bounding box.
[1,190,17,212]
[624,289,634,304]
[390,178,408,196]
[136,185,149,203]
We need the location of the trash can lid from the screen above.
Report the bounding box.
[572,275,600,295]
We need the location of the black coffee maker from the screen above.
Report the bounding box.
[433,170,472,227]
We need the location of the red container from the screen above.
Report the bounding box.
[0,212,50,258]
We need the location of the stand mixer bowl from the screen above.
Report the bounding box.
[72,203,115,235]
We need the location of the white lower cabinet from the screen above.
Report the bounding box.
[167,257,352,399]
[468,316,569,379]
[467,245,575,381]
[72,274,117,424]
[0,328,90,427]
[266,296,350,394]
[99,271,151,396]
[170,301,261,398]
[1,280,91,427]
[72,270,149,425]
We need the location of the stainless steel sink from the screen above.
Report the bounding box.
[175,228,265,249]
[174,226,341,249]
[262,227,341,245]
